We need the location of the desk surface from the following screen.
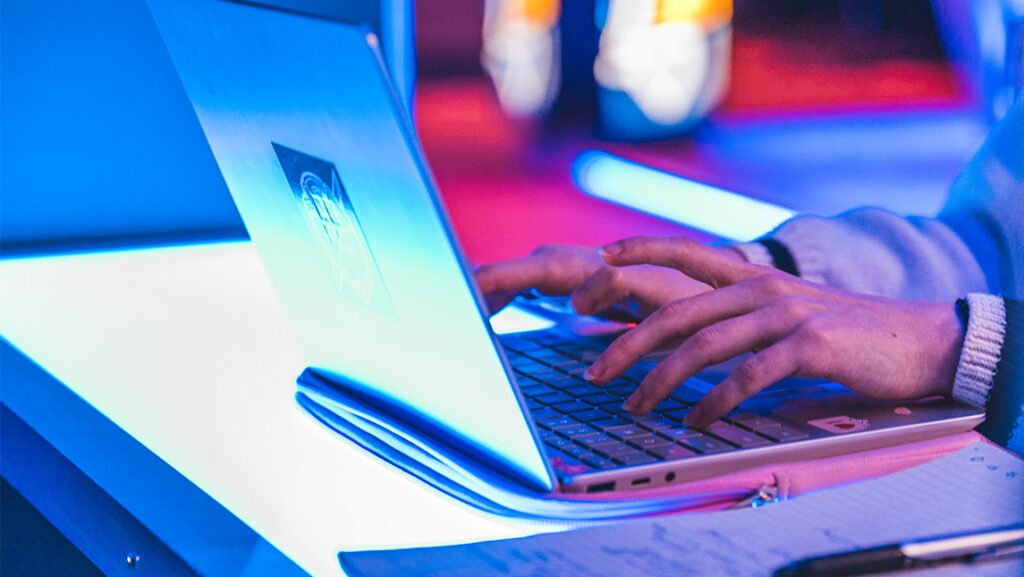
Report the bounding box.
[0,242,551,576]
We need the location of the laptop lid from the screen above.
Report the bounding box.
[147,0,553,492]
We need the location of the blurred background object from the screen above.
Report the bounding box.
[415,0,1021,263]
[3,0,1022,261]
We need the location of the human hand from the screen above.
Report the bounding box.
[583,236,965,429]
[474,243,733,319]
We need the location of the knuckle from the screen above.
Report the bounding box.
[732,360,764,393]
[752,273,792,297]
[796,317,832,347]
[657,298,690,320]
[773,295,811,322]
[608,330,639,360]
[600,266,625,288]
[688,326,720,351]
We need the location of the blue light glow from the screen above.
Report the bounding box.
[572,150,796,241]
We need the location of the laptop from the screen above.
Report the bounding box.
[148,0,984,495]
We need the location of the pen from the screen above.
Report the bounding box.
[774,525,1024,577]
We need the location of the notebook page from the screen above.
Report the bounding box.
[340,442,1024,577]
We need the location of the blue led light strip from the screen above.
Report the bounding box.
[572,150,796,242]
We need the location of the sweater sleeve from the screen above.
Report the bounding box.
[949,294,1024,455]
[731,208,990,301]
[973,297,1024,455]
[731,99,1024,302]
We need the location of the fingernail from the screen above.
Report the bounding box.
[683,406,705,428]
[599,244,621,259]
[622,391,643,413]
[621,398,637,412]
[583,364,604,381]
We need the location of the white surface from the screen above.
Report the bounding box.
[0,242,536,577]
[341,442,1024,576]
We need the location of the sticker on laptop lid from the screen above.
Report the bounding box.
[806,416,869,434]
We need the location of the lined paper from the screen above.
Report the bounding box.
[341,443,1024,577]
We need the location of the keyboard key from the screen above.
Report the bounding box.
[571,408,612,422]
[607,382,639,397]
[648,444,698,461]
[590,417,631,431]
[545,436,575,449]
[733,416,783,430]
[760,426,809,442]
[537,415,579,429]
[661,409,690,421]
[552,400,593,414]
[668,387,705,404]
[530,408,562,421]
[547,377,583,390]
[581,392,621,406]
[621,366,650,382]
[616,452,657,466]
[708,425,771,448]
[680,435,736,454]
[573,432,617,448]
[519,384,549,397]
[607,426,648,440]
[535,392,573,405]
[563,445,593,458]
[502,338,543,352]
[557,424,597,439]
[531,370,565,382]
[625,434,672,450]
[526,398,544,411]
[655,398,687,412]
[525,349,563,362]
[724,410,759,421]
[599,402,627,414]
[564,367,589,378]
[512,362,549,374]
[638,417,678,431]
[594,443,643,459]
[620,412,659,424]
[582,455,619,470]
[658,426,703,440]
[564,383,603,397]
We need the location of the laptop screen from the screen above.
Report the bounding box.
[148,0,553,492]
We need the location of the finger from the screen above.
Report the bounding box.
[684,340,799,428]
[586,276,802,384]
[601,236,765,288]
[483,291,516,315]
[570,266,633,316]
[621,308,792,415]
[475,256,564,296]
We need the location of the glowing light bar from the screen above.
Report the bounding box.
[572,150,796,241]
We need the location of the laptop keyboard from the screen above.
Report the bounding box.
[500,333,810,476]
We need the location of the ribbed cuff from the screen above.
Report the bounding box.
[730,242,774,267]
[951,293,1007,408]
[771,226,827,285]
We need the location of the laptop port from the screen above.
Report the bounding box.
[665,472,676,483]
[631,477,651,487]
[586,481,616,493]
